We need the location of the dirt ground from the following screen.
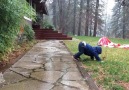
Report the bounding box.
[0,42,36,73]
[0,49,27,73]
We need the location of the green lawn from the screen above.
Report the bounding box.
[64,36,129,90]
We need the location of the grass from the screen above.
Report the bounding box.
[64,36,129,90]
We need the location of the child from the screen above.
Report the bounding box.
[73,41,102,62]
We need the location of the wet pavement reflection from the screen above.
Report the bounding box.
[0,40,90,90]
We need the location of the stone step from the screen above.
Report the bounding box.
[35,35,68,39]
[36,37,72,40]
[34,29,57,33]
[35,33,67,37]
[33,29,72,40]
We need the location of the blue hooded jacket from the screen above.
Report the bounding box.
[75,42,102,61]
[83,44,102,61]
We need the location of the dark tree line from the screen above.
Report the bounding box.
[51,0,104,37]
[110,0,129,39]
[46,0,129,39]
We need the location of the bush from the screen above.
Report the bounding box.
[45,24,54,29]
[0,0,36,60]
[24,25,35,41]
[42,20,54,29]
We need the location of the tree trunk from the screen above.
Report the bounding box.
[78,0,83,36]
[63,0,71,34]
[61,0,66,33]
[93,0,99,37]
[73,0,77,35]
[57,0,63,32]
[85,0,90,36]
[122,6,126,39]
[52,0,57,29]
[89,16,93,36]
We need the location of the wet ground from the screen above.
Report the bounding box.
[0,40,90,90]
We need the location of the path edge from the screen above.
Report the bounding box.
[63,41,100,90]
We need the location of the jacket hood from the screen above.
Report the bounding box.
[82,41,86,46]
[95,46,102,54]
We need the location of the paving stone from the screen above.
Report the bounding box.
[0,73,5,87]
[34,68,44,72]
[62,72,83,80]
[23,55,38,59]
[29,47,44,52]
[52,85,78,90]
[0,40,90,90]
[67,63,77,68]
[3,70,27,84]
[25,51,39,56]
[61,56,73,62]
[0,79,54,90]
[42,47,60,53]
[30,71,63,83]
[18,56,35,61]
[61,81,89,90]
[38,53,51,57]
[10,68,32,77]
[35,42,46,47]
[32,56,47,64]
[57,50,70,55]
[61,54,73,58]
[45,62,70,71]
[12,61,43,70]
[67,68,79,72]
[51,56,61,62]
[40,43,70,56]
[35,55,50,62]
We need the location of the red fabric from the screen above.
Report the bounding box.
[98,37,111,46]
[98,37,129,50]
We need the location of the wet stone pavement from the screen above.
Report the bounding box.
[0,40,90,90]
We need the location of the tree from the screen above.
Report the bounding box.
[122,5,126,39]
[93,0,99,37]
[63,0,71,34]
[57,0,64,32]
[49,0,104,36]
[85,0,90,36]
[52,0,57,28]
[78,0,84,36]
[73,0,77,35]
[111,0,129,38]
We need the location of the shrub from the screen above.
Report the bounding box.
[24,25,35,41]
[0,0,36,60]
[42,20,55,29]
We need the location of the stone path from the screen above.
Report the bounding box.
[0,40,90,90]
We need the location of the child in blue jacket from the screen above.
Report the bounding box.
[73,41,102,61]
